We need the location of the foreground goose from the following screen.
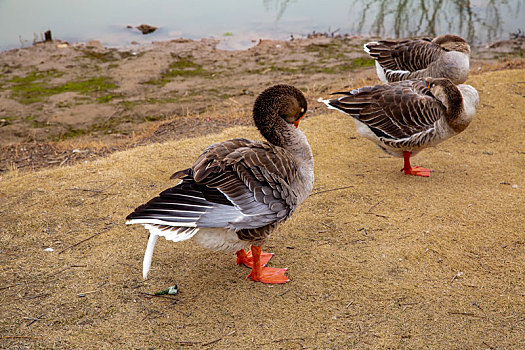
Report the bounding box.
[319,78,479,176]
[126,84,314,284]
[364,35,471,84]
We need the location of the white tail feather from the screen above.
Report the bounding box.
[143,234,159,279]
[375,61,388,83]
[317,97,348,112]
[126,218,197,227]
[363,41,378,54]
[143,224,199,242]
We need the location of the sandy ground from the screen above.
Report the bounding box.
[1,63,524,349]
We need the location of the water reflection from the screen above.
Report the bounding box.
[0,0,523,51]
[349,0,524,44]
[263,0,297,21]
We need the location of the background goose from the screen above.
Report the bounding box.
[364,35,471,85]
[319,78,479,177]
[126,84,314,284]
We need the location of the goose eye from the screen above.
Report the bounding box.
[300,108,305,113]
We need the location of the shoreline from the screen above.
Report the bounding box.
[3,30,523,55]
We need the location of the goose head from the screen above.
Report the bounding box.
[427,78,479,132]
[426,78,462,110]
[253,84,308,147]
[433,34,471,55]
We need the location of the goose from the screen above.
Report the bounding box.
[319,78,479,176]
[126,84,314,284]
[364,35,471,85]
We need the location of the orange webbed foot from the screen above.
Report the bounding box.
[401,151,432,177]
[236,249,273,268]
[247,267,289,284]
[241,245,289,284]
[403,166,433,177]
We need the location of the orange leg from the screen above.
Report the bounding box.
[402,151,432,177]
[236,248,273,268]
[244,245,289,284]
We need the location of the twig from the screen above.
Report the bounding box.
[23,293,50,300]
[0,336,40,340]
[0,283,21,291]
[272,337,305,343]
[449,272,464,283]
[58,227,111,254]
[26,313,45,327]
[482,341,495,350]
[172,308,192,317]
[357,227,368,235]
[279,290,291,297]
[66,188,103,193]
[139,291,178,300]
[176,341,202,345]
[138,292,190,317]
[366,199,384,213]
[311,185,353,196]
[97,280,108,289]
[202,338,222,346]
[448,311,486,318]
[45,266,71,279]
[364,213,388,219]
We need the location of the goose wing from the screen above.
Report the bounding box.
[325,80,446,140]
[127,138,300,232]
[189,138,300,228]
[365,38,442,72]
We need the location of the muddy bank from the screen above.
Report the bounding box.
[0,35,523,173]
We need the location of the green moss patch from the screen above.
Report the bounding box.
[8,71,116,104]
[144,56,208,86]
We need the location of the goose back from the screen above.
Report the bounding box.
[364,35,470,84]
[320,78,477,156]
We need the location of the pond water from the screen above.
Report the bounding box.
[0,0,523,52]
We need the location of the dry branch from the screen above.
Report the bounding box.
[311,185,354,196]
[58,227,111,254]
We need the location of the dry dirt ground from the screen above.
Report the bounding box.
[1,63,525,349]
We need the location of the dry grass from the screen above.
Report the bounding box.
[1,69,524,349]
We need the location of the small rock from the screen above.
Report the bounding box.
[136,24,158,35]
[44,247,54,252]
[86,40,103,49]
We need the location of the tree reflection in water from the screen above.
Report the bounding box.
[348,0,523,44]
[262,0,523,44]
[263,0,297,21]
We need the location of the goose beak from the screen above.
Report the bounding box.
[425,78,432,89]
[293,113,306,128]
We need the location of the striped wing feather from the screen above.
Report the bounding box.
[328,80,446,140]
[191,138,299,223]
[127,138,299,232]
[367,38,442,72]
